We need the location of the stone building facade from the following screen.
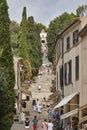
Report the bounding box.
[55,16,87,129]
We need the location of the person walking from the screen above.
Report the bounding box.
[33,116,38,130]
[25,118,30,130]
[48,119,53,130]
[32,99,36,111]
[42,119,48,130]
[36,99,41,111]
[38,85,42,92]
[42,97,46,108]
[48,108,53,120]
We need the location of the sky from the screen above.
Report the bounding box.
[7,0,87,27]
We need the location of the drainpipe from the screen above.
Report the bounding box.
[61,37,64,99]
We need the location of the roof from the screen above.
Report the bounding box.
[57,18,80,39]
[79,24,87,37]
[54,18,80,49]
[54,91,79,109]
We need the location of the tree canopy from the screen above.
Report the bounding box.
[76,5,87,16]
[18,7,29,59]
[0,0,15,129]
[47,12,77,63]
[27,16,42,76]
[10,20,20,55]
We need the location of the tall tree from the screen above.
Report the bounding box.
[76,5,87,16]
[18,7,31,82]
[28,16,42,76]
[47,12,77,63]
[0,0,15,129]
[10,20,20,55]
[18,7,28,59]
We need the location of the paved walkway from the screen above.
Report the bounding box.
[11,66,54,130]
[11,38,54,130]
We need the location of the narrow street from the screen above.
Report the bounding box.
[11,30,55,130]
[11,65,54,130]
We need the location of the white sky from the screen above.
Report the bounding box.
[7,0,87,27]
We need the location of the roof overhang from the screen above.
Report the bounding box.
[61,108,78,119]
[79,24,87,37]
[54,91,79,109]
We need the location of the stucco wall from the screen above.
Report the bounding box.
[81,35,87,107]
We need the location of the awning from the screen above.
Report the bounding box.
[61,108,78,119]
[54,91,79,109]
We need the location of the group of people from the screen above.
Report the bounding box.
[42,119,53,130]
[32,99,42,113]
[25,117,53,130]
[25,116,38,130]
[32,98,52,112]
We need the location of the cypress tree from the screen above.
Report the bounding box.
[28,16,42,76]
[18,7,28,59]
[0,0,15,129]
[18,7,32,80]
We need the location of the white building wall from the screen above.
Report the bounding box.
[81,35,87,107]
[56,16,87,103]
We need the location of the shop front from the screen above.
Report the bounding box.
[54,92,79,130]
[79,104,87,129]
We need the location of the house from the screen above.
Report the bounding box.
[54,16,87,129]
[79,24,87,129]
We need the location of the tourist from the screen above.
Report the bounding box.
[46,100,51,107]
[42,97,46,108]
[37,104,42,113]
[47,119,53,130]
[25,118,30,130]
[42,119,48,130]
[36,99,41,111]
[38,85,42,91]
[48,108,53,119]
[32,99,36,111]
[37,104,42,119]
[33,116,38,130]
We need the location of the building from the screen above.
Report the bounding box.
[40,29,47,44]
[54,16,87,129]
[79,24,87,129]
[13,57,31,118]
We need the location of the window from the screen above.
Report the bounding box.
[60,65,63,88]
[73,30,79,45]
[64,63,67,85]
[68,60,72,83]
[66,36,70,50]
[75,56,79,80]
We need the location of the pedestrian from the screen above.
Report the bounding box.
[36,99,41,111]
[25,118,30,130]
[46,100,51,107]
[32,99,36,111]
[38,85,41,91]
[48,108,53,120]
[42,97,46,108]
[37,104,42,113]
[21,112,25,123]
[37,104,42,119]
[47,119,53,130]
[42,119,48,130]
[33,116,38,130]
